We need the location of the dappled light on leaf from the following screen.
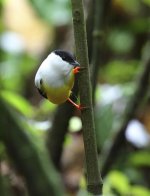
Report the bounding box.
[1,90,35,117]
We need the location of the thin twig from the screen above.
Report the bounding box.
[71,0,103,194]
[91,0,112,101]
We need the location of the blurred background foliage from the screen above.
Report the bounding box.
[0,0,150,195]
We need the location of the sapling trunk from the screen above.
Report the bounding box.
[71,0,103,194]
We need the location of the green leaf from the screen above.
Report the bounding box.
[102,60,139,83]
[0,53,37,92]
[142,0,150,6]
[1,90,35,117]
[103,170,130,195]
[131,186,150,196]
[117,0,141,14]
[128,18,150,33]
[107,30,135,54]
[37,99,56,115]
[128,151,150,167]
[28,0,71,25]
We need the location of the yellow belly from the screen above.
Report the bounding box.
[45,72,74,104]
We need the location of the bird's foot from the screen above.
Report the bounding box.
[77,104,89,110]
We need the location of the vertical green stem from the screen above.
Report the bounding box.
[71,0,103,194]
[91,0,111,101]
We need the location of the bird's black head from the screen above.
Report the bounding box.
[54,50,80,67]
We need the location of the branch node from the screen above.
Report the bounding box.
[73,9,81,23]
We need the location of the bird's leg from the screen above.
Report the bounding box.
[73,67,86,74]
[67,98,88,110]
[67,98,81,109]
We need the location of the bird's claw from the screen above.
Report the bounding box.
[67,98,89,110]
[77,104,89,110]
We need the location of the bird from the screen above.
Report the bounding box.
[35,49,81,109]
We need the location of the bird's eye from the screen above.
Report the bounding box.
[62,56,66,60]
